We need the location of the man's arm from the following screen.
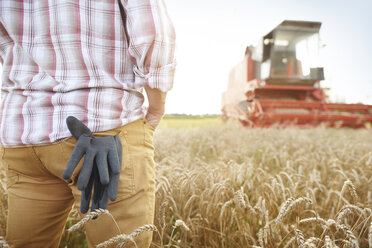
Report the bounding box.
[121,0,176,91]
[120,0,175,127]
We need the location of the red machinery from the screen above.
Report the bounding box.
[222,20,372,128]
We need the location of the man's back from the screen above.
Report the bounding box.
[0,0,175,147]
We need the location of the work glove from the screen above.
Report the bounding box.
[62,116,122,213]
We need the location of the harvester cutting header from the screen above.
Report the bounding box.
[222,20,372,127]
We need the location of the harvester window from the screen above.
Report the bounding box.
[269,30,321,80]
[295,33,320,78]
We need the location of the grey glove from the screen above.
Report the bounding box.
[62,116,122,213]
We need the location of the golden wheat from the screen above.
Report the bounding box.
[0,121,371,247]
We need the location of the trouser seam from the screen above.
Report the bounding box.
[120,129,135,194]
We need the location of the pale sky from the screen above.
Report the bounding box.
[164,0,372,114]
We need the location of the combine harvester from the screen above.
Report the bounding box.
[222,20,372,128]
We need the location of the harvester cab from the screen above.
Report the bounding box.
[261,21,324,85]
[222,20,372,128]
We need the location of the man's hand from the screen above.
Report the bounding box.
[145,87,167,128]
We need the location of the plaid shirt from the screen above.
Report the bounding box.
[0,0,176,147]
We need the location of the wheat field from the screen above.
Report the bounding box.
[0,119,371,248]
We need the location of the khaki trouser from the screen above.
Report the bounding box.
[1,118,156,248]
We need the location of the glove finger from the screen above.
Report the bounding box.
[99,187,109,210]
[62,138,87,180]
[96,152,109,185]
[108,172,120,201]
[91,186,108,212]
[66,116,93,139]
[108,144,121,174]
[80,173,94,214]
[77,151,95,190]
[115,135,123,168]
[91,164,102,212]
[91,193,99,212]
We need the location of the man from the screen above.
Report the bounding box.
[0,0,175,247]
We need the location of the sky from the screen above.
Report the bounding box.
[0,1,371,115]
[164,0,372,114]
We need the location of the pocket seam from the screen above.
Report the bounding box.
[119,130,135,195]
[144,120,156,132]
[6,168,19,190]
[143,121,155,153]
[1,148,19,189]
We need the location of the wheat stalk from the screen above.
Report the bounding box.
[174,219,190,231]
[68,209,110,232]
[96,224,157,248]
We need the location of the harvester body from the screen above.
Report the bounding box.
[222,20,372,127]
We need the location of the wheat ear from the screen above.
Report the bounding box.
[299,217,327,226]
[339,224,359,248]
[340,180,358,205]
[0,236,10,248]
[68,209,110,232]
[325,235,334,248]
[96,224,157,248]
[174,219,190,231]
[275,197,294,224]
[158,200,168,228]
[219,199,233,222]
[276,197,312,224]
[234,188,246,208]
[303,237,322,247]
[294,228,305,247]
